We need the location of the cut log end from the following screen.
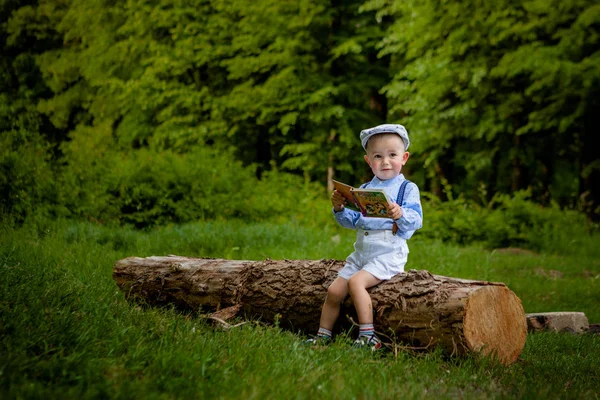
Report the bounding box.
[464,286,527,365]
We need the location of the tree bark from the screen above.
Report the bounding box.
[113,256,527,365]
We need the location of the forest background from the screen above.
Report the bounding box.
[2,0,599,238]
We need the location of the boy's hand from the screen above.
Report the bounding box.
[331,190,347,212]
[387,203,403,220]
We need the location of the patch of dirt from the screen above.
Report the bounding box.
[579,269,600,279]
[494,248,537,256]
[534,268,564,279]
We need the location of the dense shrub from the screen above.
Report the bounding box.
[58,146,324,228]
[420,190,597,254]
[0,130,63,223]
[485,192,595,255]
[419,193,485,245]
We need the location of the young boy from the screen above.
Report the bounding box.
[308,124,423,350]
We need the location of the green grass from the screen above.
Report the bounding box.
[1,218,599,399]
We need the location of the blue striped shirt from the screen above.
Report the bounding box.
[333,174,423,239]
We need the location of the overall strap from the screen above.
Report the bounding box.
[393,179,411,235]
[395,179,411,206]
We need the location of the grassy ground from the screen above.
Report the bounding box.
[1,218,599,399]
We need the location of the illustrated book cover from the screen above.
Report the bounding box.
[332,180,392,218]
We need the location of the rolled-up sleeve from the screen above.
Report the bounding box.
[333,207,362,229]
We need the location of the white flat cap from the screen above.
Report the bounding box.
[360,124,410,151]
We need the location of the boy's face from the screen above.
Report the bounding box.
[364,133,409,181]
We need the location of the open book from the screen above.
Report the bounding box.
[332,180,392,218]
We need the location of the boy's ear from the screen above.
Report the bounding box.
[364,154,372,167]
[402,152,410,165]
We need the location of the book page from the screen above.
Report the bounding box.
[351,189,391,218]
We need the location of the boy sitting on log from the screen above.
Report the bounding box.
[306,124,423,350]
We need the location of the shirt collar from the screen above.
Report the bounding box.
[371,174,405,186]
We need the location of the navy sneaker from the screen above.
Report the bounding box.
[303,336,331,346]
[353,335,382,351]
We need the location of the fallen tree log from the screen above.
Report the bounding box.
[113,256,527,364]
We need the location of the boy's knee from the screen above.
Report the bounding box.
[326,283,346,303]
[348,271,381,293]
[347,275,363,291]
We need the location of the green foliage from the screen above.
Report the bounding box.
[421,190,598,255]
[0,129,62,223]
[0,0,65,224]
[374,0,599,214]
[58,142,324,228]
[7,0,389,185]
[2,0,599,229]
[421,193,486,246]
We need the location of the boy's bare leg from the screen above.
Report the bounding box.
[347,270,382,324]
[319,277,349,330]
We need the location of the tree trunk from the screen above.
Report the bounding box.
[113,256,527,365]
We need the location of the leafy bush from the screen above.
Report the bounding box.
[485,192,596,255]
[420,193,486,246]
[420,190,597,255]
[0,129,63,224]
[58,145,325,228]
